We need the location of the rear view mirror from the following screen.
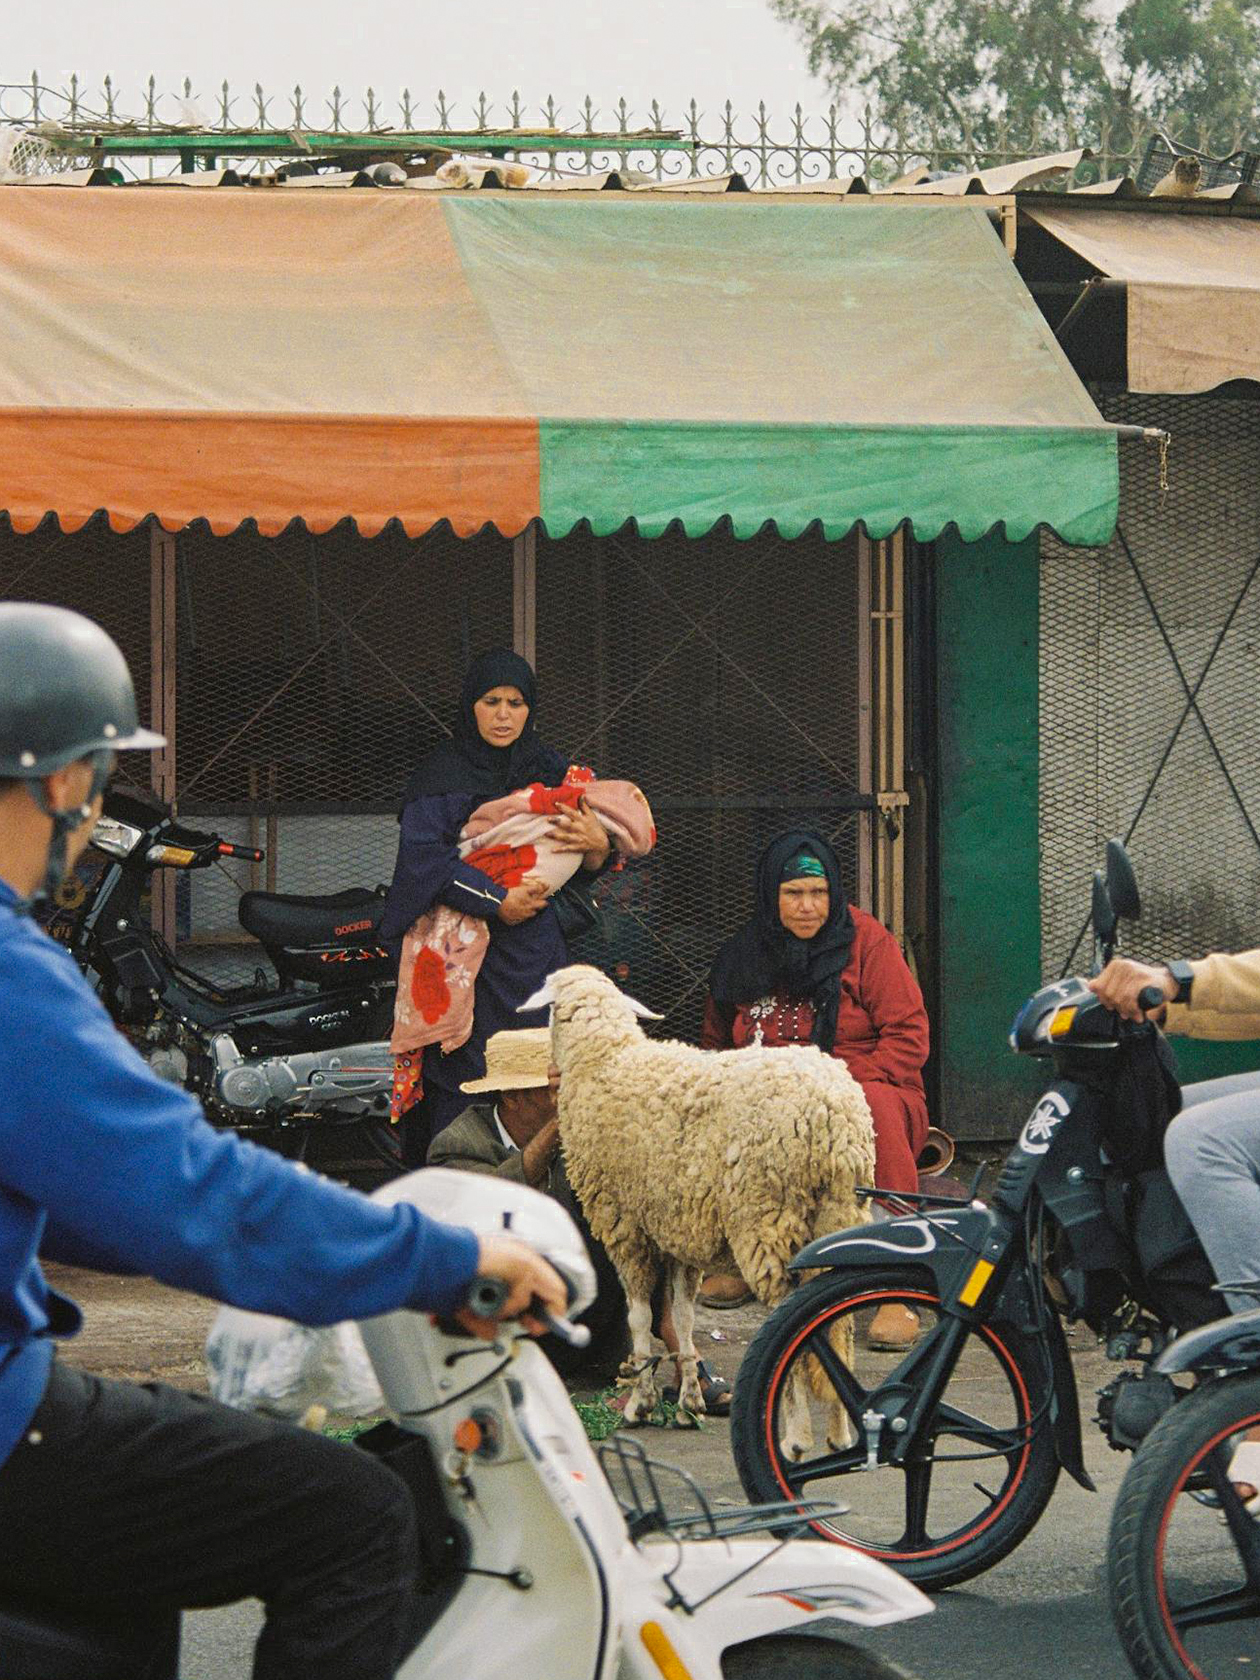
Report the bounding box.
[1105,839,1142,922]
[1092,870,1117,946]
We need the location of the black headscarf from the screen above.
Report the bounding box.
[708,828,856,1051]
[400,650,570,804]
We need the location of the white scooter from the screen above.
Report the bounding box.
[368,1170,930,1680]
[0,1170,930,1678]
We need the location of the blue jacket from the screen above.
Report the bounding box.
[0,877,480,1469]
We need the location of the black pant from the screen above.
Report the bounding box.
[0,1361,422,1680]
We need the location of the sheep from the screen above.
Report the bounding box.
[520,963,875,1445]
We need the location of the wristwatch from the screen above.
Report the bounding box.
[1163,959,1194,1004]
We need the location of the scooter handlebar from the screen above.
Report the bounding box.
[1137,984,1168,1013]
[217,841,265,862]
[460,1275,591,1348]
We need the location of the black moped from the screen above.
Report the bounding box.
[731,841,1217,1589]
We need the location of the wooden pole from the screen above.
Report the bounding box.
[149,525,178,945]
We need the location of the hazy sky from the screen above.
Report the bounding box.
[3,1,837,137]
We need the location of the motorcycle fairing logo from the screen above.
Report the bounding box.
[1020,1090,1071,1155]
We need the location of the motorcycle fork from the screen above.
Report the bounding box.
[862,1218,1025,1469]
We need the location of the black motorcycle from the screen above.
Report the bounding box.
[66,790,399,1157]
[730,841,1217,1590]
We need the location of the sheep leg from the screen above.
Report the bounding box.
[619,1292,659,1426]
[809,1195,863,1452]
[728,1233,816,1461]
[668,1262,705,1424]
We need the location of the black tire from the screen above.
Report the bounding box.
[1109,1370,1260,1680]
[730,1268,1060,1591]
[722,1632,920,1679]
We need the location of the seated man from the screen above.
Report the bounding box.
[428,1028,732,1411]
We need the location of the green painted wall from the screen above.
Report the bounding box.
[935,531,1259,1139]
[935,530,1045,1138]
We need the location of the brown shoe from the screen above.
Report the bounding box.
[697,1272,755,1310]
[866,1302,921,1351]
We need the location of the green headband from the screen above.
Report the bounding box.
[782,852,825,881]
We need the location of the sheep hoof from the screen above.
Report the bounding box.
[671,1405,703,1429]
[622,1390,656,1427]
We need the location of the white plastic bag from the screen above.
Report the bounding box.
[205,1307,385,1420]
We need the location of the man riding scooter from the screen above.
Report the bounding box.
[0,603,566,1680]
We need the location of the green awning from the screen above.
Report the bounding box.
[444,196,1119,546]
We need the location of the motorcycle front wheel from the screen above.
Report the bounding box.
[1109,1370,1260,1680]
[722,1633,919,1679]
[730,1269,1060,1590]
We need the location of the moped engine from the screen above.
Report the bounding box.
[210,1034,394,1121]
[1095,1369,1179,1451]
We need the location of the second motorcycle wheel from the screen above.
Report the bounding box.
[1109,1369,1260,1680]
[730,1269,1060,1590]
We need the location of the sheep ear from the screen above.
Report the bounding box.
[625,993,663,1020]
[518,979,556,1014]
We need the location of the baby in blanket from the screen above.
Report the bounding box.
[391,774,656,1066]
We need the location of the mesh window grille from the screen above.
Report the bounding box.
[535,524,863,1038]
[1,516,866,1024]
[1040,391,1260,977]
[0,514,154,801]
[173,521,514,981]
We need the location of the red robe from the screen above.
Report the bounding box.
[701,906,929,1195]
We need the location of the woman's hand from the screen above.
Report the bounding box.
[549,798,611,871]
[498,878,549,925]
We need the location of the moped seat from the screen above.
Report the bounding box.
[238,886,385,951]
[0,1595,177,1679]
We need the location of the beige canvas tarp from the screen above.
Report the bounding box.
[0,187,1117,542]
[1025,206,1260,395]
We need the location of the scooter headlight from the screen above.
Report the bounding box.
[90,815,144,859]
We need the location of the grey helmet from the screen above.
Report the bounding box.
[0,604,164,910]
[0,603,163,777]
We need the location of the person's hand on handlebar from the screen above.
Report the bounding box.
[1088,958,1176,1022]
[454,1233,568,1340]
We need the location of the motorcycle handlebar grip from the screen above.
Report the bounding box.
[218,842,265,862]
[1137,984,1168,1013]
[464,1276,512,1319]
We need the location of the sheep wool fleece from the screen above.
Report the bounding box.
[548,967,876,1305]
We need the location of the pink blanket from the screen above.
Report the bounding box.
[391,772,656,1061]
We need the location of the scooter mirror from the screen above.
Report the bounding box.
[1106,839,1142,922]
[1092,870,1117,946]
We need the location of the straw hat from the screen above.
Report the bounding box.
[460,1027,553,1094]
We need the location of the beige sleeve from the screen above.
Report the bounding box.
[1165,949,1260,1039]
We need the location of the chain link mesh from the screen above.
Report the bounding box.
[173,521,513,981]
[1041,391,1260,977]
[535,525,862,1038]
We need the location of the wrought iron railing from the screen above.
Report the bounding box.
[0,72,1253,186]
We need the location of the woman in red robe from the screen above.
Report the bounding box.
[701,829,929,1349]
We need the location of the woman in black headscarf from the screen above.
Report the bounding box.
[381,650,610,1161]
[702,830,929,1346]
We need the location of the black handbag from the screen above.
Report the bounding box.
[551,875,605,943]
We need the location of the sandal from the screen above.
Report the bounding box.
[662,1360,732,1416]
[1225,1440,1260,1517]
